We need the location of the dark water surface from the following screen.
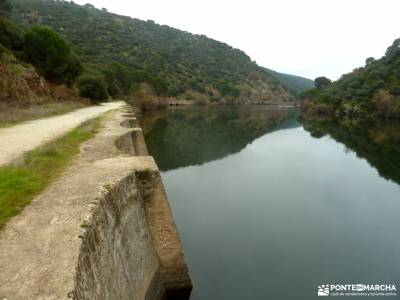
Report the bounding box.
[140,106,400,300]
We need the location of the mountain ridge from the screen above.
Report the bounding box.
[11,0,294,104]
[265,68,314,95]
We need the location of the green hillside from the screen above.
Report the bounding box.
[301,38,400,118]
[11,0,293,104]
[265,68,314,94]
[0,0,90,123]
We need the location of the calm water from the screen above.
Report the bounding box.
[141,106,400,300]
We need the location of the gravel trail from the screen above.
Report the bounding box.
[0,101,124,166]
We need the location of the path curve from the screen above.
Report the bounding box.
[0,101,124,166]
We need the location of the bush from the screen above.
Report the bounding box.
[77,75,108,103]
[64,54,83,86]
[215,80,240,97]
[107,81,120,98]
[136,85,168,111]
[185,90,209,105]
[0,18,24,50]
[103,62,169,96]
[0,0,12,18]
[150,76,169,95]
[0,42,8,55]
[137,92,158,111]
[373,90,398,117]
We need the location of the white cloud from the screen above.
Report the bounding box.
[73,0,400,80]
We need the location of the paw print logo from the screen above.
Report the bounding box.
[318,285,330,296]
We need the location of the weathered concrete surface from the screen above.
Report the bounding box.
[0,101,124,167]
[0,107,192,299]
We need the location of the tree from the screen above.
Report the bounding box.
[365,57,375,65]
[77,75,108,102]
[107,82,121,98]
[24,25,71,80]
[137,86,158,111]
[314,77,332,90]
[385,38,400,59]
[64,54,83,85]
[150,76,169,95]
[0,17,24,50]
[0,0,12,18]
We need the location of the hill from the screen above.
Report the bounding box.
[265,68,314,94]
[301,38,400,118]
[0,8,88,125]
[10,0,293,104]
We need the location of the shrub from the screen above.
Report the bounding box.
[215,80,240,97]
[77,75,108,103]
[186,90,209,105]
[0,42,8,55]
[137,88,158,110]
[63,54,83,86]
[129,82,140,95]
[135,84,169,111]
[0,0,12,18]
[150,76,169,95]
[107,81,120,98]
[0,18,24,50]
[373,90,397,117]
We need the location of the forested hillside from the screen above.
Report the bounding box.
[301,38,400,118]
[265,68,314,94]
[0,0,89,124]
[11,0,293,104]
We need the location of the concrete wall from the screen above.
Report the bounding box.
[73,109,192,299]
[0,107,191,300]
[73,174,160,299]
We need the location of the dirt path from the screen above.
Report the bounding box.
[0,101,124,166]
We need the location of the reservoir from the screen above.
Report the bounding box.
[140,106,400,300]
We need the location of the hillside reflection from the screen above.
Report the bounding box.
[140,106,298,171]
[302,117,400,185]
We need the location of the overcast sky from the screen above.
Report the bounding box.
[73,0,400,80]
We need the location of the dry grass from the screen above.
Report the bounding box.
[0,101,90,127]
[187,90,210,105]
[136,85,168,111]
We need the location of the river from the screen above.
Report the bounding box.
[140,106,400,300]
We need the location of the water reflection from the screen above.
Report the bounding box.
[302,117,400,185]
[140,106,299,171]
[140,107,400,300]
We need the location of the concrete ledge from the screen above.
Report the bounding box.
[74,109,192,299]
[0,106,192,299]
[115,129,148,156]
[120,118,138,128]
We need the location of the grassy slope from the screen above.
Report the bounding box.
[0,117,102,228]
